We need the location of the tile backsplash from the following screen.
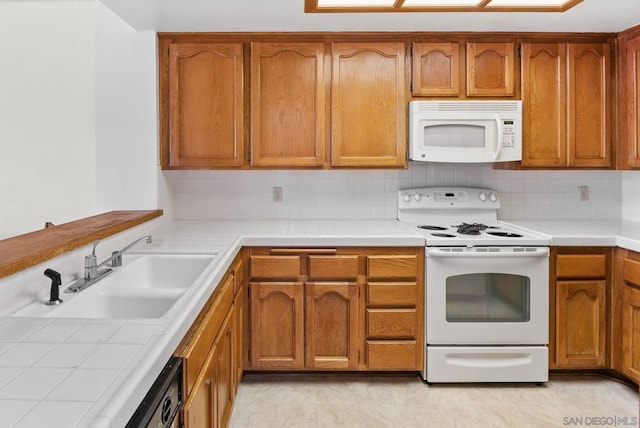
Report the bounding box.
[164,163,622,221]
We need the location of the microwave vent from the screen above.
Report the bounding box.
[410,101,522,113]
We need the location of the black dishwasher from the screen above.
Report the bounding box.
[126,356,183,428]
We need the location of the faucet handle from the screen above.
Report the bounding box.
[91,240,100,256]
[111,251,122,267]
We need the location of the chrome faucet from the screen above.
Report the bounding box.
[66,235,152,293]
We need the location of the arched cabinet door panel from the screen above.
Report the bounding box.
[250,43,326,167]
[250,282,305,369]
[331,43,407,167]
[466,42,515,97]
[167,43,244,168]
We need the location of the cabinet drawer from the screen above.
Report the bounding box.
[250,255,301,279]
[367,340,417,369]
[367,282,417,307]
[183,274,234,395]
[624,258,640,287]
[367,309,416,339]
[367,255,417,280]
[556,254,606,279]
[308,256,359,280]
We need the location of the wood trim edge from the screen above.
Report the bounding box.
[0,210,163,279]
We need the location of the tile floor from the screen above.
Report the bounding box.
[229,373,639,428]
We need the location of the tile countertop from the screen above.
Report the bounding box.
[0,220,425,428]
[504,219,640,251]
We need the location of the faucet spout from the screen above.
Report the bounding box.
[66,235,153,293]
[103,235,152,268]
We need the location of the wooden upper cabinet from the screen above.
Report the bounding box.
[331,42,407,167]
[250,43,326,167]
[412,42,461,97]
[623,35,640,168]
[567,43,611,167]
[521,41,611,168]
[466,42,515,97]
[521,43,566,167]
[167,43,244,168]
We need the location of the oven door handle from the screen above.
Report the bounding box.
[427,248,549,258]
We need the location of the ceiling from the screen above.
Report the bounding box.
[99,0,640,33]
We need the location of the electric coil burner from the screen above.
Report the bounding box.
[454,223,488,235]
[417,225,448,231]
[397,187,551,384]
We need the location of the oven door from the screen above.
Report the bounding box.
[426,246,549,345]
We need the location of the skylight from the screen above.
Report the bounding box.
[307,0,583,12]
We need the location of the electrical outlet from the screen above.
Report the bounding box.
[579,186,590,202]
[273,186,283,202]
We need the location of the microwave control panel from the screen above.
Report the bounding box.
[501,120,516,148]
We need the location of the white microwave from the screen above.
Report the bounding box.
[409,100,522,163]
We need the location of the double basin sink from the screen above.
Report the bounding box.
[11,254,216,319]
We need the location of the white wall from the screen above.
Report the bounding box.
[0,1,96,239]
[95,1,163,214]
[622,171,640,221]
[165,164,622,221]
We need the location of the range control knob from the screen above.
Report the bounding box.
[402,193,412,203]
[414,193,423,201]
[478,192,487,202]
[489,193,498,202]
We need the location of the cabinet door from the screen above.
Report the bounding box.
[215,308,235,428]
[331,43,407,167]
[305,282,358,369]
[622,285,640,382]
[183,344,217,428]
[521,43,567,167]
[567,43,611,167]
[466,42,515,97]
[168,43,244,168]
[250,43,326,167]
[250,282,305,369]
[625,37,640,168]
[412,42,461,97]
[233,286,244,393]
[556,280,607,368]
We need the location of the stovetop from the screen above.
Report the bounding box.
[408,220,549,246]
[397,187,550,246]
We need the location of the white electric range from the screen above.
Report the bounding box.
[398,187,551,383]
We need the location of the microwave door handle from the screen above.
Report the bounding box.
[494,114,503,160]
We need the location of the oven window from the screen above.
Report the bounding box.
[445,273,530,322]
[423,124,485,148]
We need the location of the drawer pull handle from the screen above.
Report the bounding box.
[270,248,338,255]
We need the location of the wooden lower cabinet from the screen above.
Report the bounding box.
[215,308,235,428]
[178,251,245,428]
[620,253,640,382]
[622,284,640,382]
[233,283,245,392]
[250,282,305,369]
[248,247,424,372]
[551,247,610,370]
[555,280,607,367]
[183,346,216,428]
[305,282,358,369]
